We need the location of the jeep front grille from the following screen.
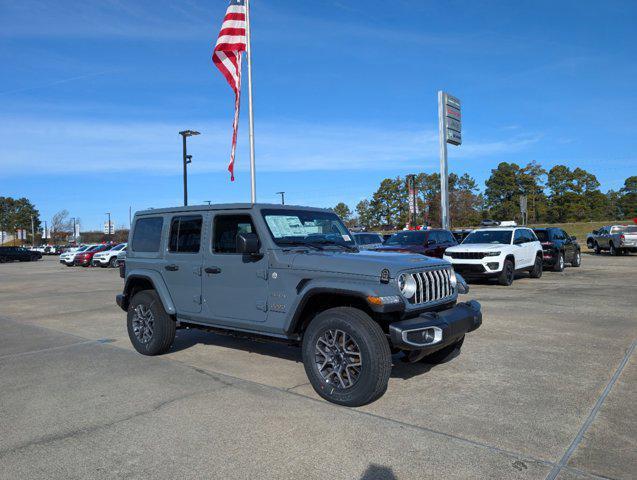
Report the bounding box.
[408,268,454,305]
[447,251,485,259]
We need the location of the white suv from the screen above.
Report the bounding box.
[59,245,94,266]
[92,243,127,268]
[443,226,543,286]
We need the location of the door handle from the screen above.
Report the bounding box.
[165,264,179,271]
[205,266,222,274]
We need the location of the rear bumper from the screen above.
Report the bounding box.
[388,300,482,351]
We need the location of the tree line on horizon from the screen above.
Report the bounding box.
[333,162,637,229]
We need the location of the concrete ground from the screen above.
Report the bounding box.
[0,254,635,480]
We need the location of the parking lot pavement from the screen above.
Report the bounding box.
[0,255,635,479]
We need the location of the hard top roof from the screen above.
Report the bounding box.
[134,203,332,217]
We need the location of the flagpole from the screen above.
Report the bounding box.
[245,0,256,204]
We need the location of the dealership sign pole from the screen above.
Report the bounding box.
[438,92,461,230]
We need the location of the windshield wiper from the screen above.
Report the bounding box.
[278,240,324,250]
[306,239,359,252]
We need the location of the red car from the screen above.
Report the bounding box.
[73,244,110,267]
[374,229,458,258]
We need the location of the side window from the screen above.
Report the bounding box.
[427,232,438,245]
[168,215,202,253]
[131,217,164,252]
[513,229,523,243]
[445,231,456,243]
[525,229,537,242]
[213,215,256,254]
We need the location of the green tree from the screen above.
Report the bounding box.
[332,202,352,221]
[355,199,375,229]
[618,176,637,218]
[546,166,607,222]
[369,177,408,227]
[0,196,40,244]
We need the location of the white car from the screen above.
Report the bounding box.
[59,245,94,266]
[443,226,543,286]
[92,243,127,268]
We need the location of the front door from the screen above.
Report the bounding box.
[202,213,269,326]
[162,214,204,314]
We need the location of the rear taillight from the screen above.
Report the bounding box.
[620,234,625,244]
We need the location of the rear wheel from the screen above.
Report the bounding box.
[610,243,619,256]
[529,255,543,278]
[302,307,391,407]
[553,252,565,272]
[0,256,6,263]
[498,259,514,286]
[109,256,118,268]
[127,290,175,356]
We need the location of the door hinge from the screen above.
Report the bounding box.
[256,300,268,312]
[193,295,202,305]
[256,269,268,280]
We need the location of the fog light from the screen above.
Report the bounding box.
[403,326,443,346]
[487,262,499,270]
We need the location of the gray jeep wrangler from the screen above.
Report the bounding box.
[116,204,482,406]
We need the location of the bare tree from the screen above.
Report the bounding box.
[51,209,72,243]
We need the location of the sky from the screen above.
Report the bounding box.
[1,0,636,231]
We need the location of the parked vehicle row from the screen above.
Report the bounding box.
[59,243,127,267]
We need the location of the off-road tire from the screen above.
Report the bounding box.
[421,335,465,364]
[109,256,118,268]
[127,290,175,356]
[498,259,515,286]
[529,255,543,278]
[571,250,581,267]
[302,307,391,407]
[553,252,565,272]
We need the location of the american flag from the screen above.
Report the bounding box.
[213,0,247,182]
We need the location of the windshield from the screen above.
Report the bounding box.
[262,209,354,247]
[462,230,512,245]
[384,231,427,246]
[534,230,549,242]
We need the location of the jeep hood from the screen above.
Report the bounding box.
[446,244,507,252]
[286,249,449,278]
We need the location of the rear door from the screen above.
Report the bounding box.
[202,213,269,326]
[560,229,575,261]
[162,215,204,314]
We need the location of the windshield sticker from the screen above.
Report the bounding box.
[342,234,351,242]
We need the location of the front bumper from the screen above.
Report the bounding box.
[388,300,482,351]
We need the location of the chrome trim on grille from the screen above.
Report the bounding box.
[405,268,454,305]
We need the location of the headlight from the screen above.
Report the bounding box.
[485,251,501,256]
[449,269,457,289]
[398,273,417,299]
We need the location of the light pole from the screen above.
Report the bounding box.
[70,217,77,244]
[105,212,111,242]
[179,130,200,206]
[276,191,285,205]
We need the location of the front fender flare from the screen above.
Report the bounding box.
[123,269,176,315]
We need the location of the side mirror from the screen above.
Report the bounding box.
[592,230,598,235]
[236,232,260,255]
[570,236,577,241]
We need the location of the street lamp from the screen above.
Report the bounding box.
[276,191,285,205]
[179,130,201,206]
[70,217,76,243]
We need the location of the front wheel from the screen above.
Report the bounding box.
[302,307,391,407]
[529,256,543,278]
[571,250,581,267]
[109,256,118,268]
[610,243,620,256]
[498,259,515,286]
[127,290,175,356]
[594,242,601,255]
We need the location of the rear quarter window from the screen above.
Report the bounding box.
[132,217,164,252]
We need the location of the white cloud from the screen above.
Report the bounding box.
[0,116,540,177]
